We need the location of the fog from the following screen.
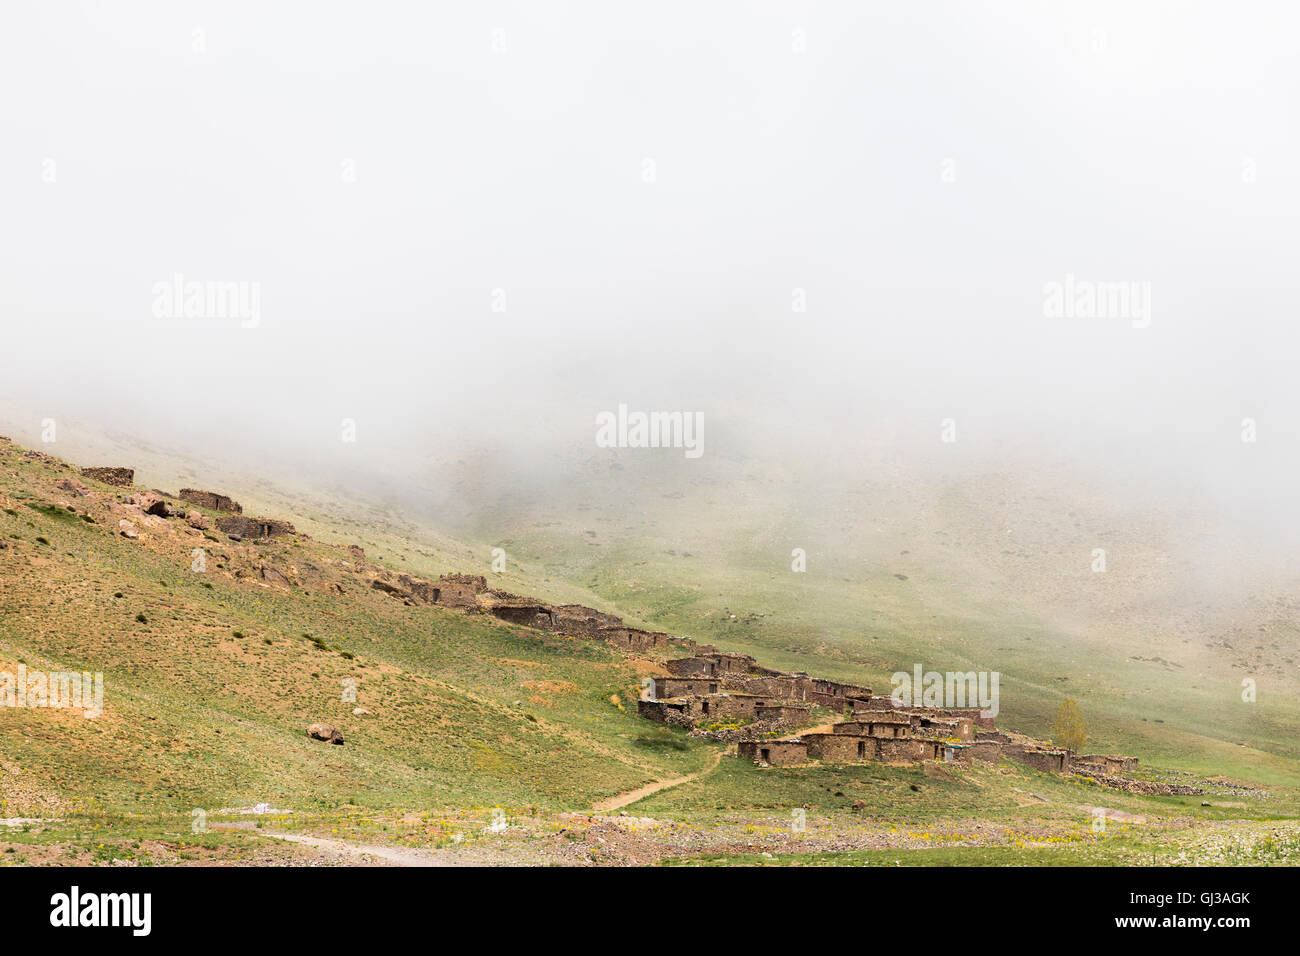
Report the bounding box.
[2,2,1297,557]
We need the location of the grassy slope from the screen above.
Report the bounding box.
[0,439,717,818]
[434,450,1300,790]
[2,427,1297,868]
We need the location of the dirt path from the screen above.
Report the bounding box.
[261,831,472,867]
[592,745,730,813]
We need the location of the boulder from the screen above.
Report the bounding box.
[57,478,89,496]
[118,520,138,539]
[127,492,170,517]
[352,707,371,717]
[185,510,207,530]
[306,723,344,745]
[370,579,412,600]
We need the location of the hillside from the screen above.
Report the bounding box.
[1,431,1297,866]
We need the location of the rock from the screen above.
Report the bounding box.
[127,492,170,517]
[227,534,243,542]
[370,579,412,600]
[57,478,89,496]
[306,723,344,745]
[851,799,867,811]
[185,510,207,529]
[118,520,138,539]
[352,707,370,717]
[260,565,291,587]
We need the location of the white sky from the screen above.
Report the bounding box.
[1,1,1297,540]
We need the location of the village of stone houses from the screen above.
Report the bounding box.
[2,436,1296,867]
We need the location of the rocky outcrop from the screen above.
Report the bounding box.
[82,467,134,487]
[371,579,411,600]
[306,723,344,745]
[127,492,171,517]
[178,488,243,514]
[57,478,89,496]
[261,565,292,587]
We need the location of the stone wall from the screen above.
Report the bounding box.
[177,488,243,514]
[804,732,875,762]
[81,466,134,487]
[877,737,944,763]
[1004,744,1069,773]
[552,604,622,637]
[601,626,671,653]
[664,657,719,677]
[972,739,1003,762]
[720,673,814,700]
[680,693,766,722]
[652,676,721,699]
[756,702,812,724]
[912,715,975,741]
[737,739,808,766]
[833,718,911,738]
[1075,754,1139,774]
[216,515,296,539]
[433,573,488,609]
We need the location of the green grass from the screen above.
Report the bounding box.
[3,433,1299,868]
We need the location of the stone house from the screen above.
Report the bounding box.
[804,732,877,762]
[737,739,808,766]
[1004,744,1070,773]
[177,488,243,513]
[679,693,766,722]
[664,656,719,677]
[912,715,975,742]
[216,515,296,539]
[755,702,812,725]
[601,626,671,653]
[851,695,901,713]
[1074,754,1139,774]
[552,604,623,637]
[721,673,815,700]
[709,653,758,674]
[832,716,912,738]
[972,738,1003,762]
[651,676,720,699]
[432,573,488,609]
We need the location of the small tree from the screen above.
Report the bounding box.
[1053,698,1087,752]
